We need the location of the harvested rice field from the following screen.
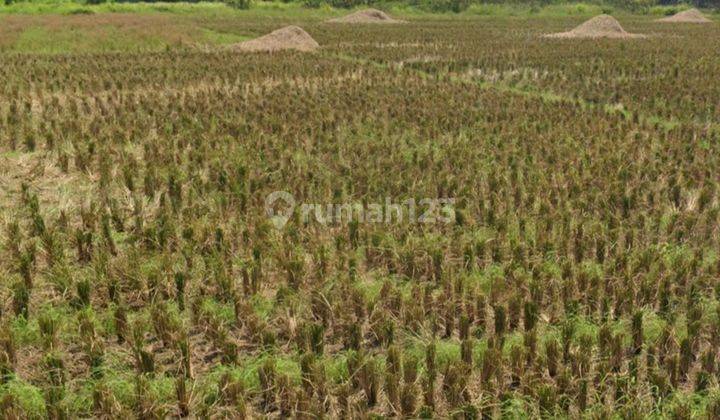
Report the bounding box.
[1,4,720,418]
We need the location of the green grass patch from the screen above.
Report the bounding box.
[200,297,236,324]
[3,18,195,53]
[251,294,275,320]
[320,352,351,383]
[462,263,504,295]
[13,26,82,54]
[0,1,344,19]
[0,380,46,420]
[10,315,40,347]
[200,27,251,45]
[203,352,301,392]
[405,337,462,369]
[353,272,414,305]
[643,309,668,344]
[465,2,607,17]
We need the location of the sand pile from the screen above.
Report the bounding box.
[231,26,319,52]
[544,15,645,39]
[657,8,712,23]
[328,8,404,24]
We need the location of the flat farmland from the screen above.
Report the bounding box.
[1,7,720,418]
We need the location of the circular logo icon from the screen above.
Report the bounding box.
[265,191,296,229]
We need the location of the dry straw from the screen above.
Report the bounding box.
[327,8,405,24]
[231,26,319,52]
[544,15,646,39]
[657,8,713,23]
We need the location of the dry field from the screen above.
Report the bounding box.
[1,9,720,418]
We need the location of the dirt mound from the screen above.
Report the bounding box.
[544,15,646,39]
[328,8,404,24]
[231,26,319,52]
[657,8,712,23]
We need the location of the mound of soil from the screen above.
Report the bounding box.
[327,8,404,24]
[544,15,646,39]
[231,26,319,52]
[657,8,712,23]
